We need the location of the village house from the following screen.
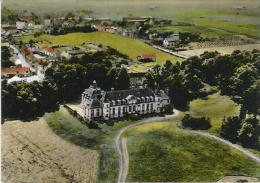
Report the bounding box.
[137,53,157,62]
[1,67,31,79]
[81,81,170,121]
[42,47,60,57]
[105,26,117,34]
[163,34,180,48]
[34,60,51,79]
[16,21,26,30]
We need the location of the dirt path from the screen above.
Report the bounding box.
[2,118,99,183]
[190,131,260,164]
[115,110,260,183]
[115,110,180,183]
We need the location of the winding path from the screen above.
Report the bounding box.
[115,110,179,183]
[115,110,260,183]
[190,131,260,164]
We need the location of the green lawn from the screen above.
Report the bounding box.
[20,32,181,65]
[124,122,260,182]
[188,92,240,134]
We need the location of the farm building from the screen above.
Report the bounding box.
[81,81,170,121]
[137,53,157,62]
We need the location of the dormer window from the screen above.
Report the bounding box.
[146,96,150,102]
[141,97,145,102]
[122,99,126,104]
[150,96,153,102]
[112,100,116,105]
[117,100,121,105]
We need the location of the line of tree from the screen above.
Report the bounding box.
[144,49,260,117]
[50,25,96,35]
[144,49,259,149]
[2,49,131,121]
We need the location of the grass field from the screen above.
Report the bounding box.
[45,106,139,182]
[123,122,260,182]
[175,92,240,134]
[19,32,180,65]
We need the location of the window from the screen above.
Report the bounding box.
[142,104,145,111]
[133,105,136,111]
[151,103,153,110]
[123,107,126,113]
[147,104,149,111]
[96,109,100,116]
[91,110,94,117]
[118,107,121,115]
[129,106,132,112]
[112,108,115,115]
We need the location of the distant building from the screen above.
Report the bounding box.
[1,67,31,78]
[137,53,157,62]
[163,34,180,47]
[233,5,246,10]
[81,81,170,121]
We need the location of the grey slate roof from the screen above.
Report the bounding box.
[105,88,155,101]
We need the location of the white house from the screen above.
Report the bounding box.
[81,81,170,121]
[163,34,180,47]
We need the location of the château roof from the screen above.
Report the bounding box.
[105,88,155,101]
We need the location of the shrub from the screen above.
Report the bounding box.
[160,104,174,114]
[181,114,211,130]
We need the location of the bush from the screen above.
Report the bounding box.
[181,114,211,130]
[160,104,174,114]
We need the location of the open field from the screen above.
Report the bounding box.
[44,106,140,182]
[1,117,99,183]
[124,122,260,182]
[19,32,180,65]
[176,92,241,134]
[3,0,259,18]
[179,43,260,57]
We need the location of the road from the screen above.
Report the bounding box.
[152,45,189,59]
[9,45,35,71]
[115,110,179,183]
[115,110,260,183]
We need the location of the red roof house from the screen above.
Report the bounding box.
[1,67,31,78]
[137,53,157,61]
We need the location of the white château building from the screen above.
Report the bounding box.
[81,81,170,121]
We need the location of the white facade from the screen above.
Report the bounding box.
[81,81,170,121]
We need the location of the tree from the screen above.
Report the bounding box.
[241,81,260,118]
[115,68,130,90]
[160,104,174,114]
[181,114,211,130]
[65,12,75,20]
[1,46,14,68]
[220,116,241,143]
[238,118,259,148]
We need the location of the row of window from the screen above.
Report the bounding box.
[88,103,155,118]
[110,103,154,114]
[110,96,155,106]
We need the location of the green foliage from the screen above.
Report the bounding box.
[220,116,241,143]
[1,77,58,120]
[181,114,211,130]
[221,116,260,149]
[1,46,14,68]
[160,103,174,114]
[65,12,75,20]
